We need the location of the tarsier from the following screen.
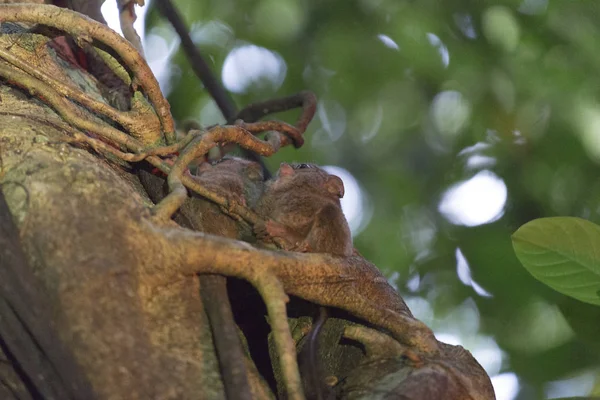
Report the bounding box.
[254,162,354,399]
[180,156,264,238]
[254,163,353,256]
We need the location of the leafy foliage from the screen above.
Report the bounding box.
[513,217,600,306]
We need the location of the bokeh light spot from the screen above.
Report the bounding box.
[144,29,181,95]
[377,34,400,50]
[102,1,147,39]
[573,103,600,163]
[431,91,471,138]
[190,20,234,48]
[401,205,437,261]
[456,248,493,297]
[454,13,477,39]
[426,33,449,67]
[492,373,519,400]
[545,370,596,399]
[103,2,180,94]
[222,45,287,94]
[482,6,520,52]
[312,100,349,148]
[322,166,372,236]
[404,296,434,326]
[438,170,507,226]
[199,100,226,126]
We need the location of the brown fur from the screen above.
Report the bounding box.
[254,163,353,256]
[180,156,264,239]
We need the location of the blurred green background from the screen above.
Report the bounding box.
[104,0,600,398]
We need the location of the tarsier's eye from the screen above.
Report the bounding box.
[296,163,312,169]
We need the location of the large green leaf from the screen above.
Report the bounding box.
[512,217,600,306]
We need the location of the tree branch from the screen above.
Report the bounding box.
[154,0,237,121]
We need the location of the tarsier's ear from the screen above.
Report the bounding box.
[326,175,345,198]
[279,163,295,177]
[198,162,213,173]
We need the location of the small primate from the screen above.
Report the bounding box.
[180,156,264,239]
[254,163,353,256]
[254,162,353,400]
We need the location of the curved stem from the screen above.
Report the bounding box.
[0,4,174,141]
[151,122,300,222]
[0,61,143,152]
[236,91,318,134]
[0,46,159,144]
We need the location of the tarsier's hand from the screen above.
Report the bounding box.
[259,220,311,252]
[254,220,274,244]
[196,180,246,218]
[290,241,312,253]
[222,191,247,215]
[264,220,291,241]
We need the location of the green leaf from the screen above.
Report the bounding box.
[512,217,600,306]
